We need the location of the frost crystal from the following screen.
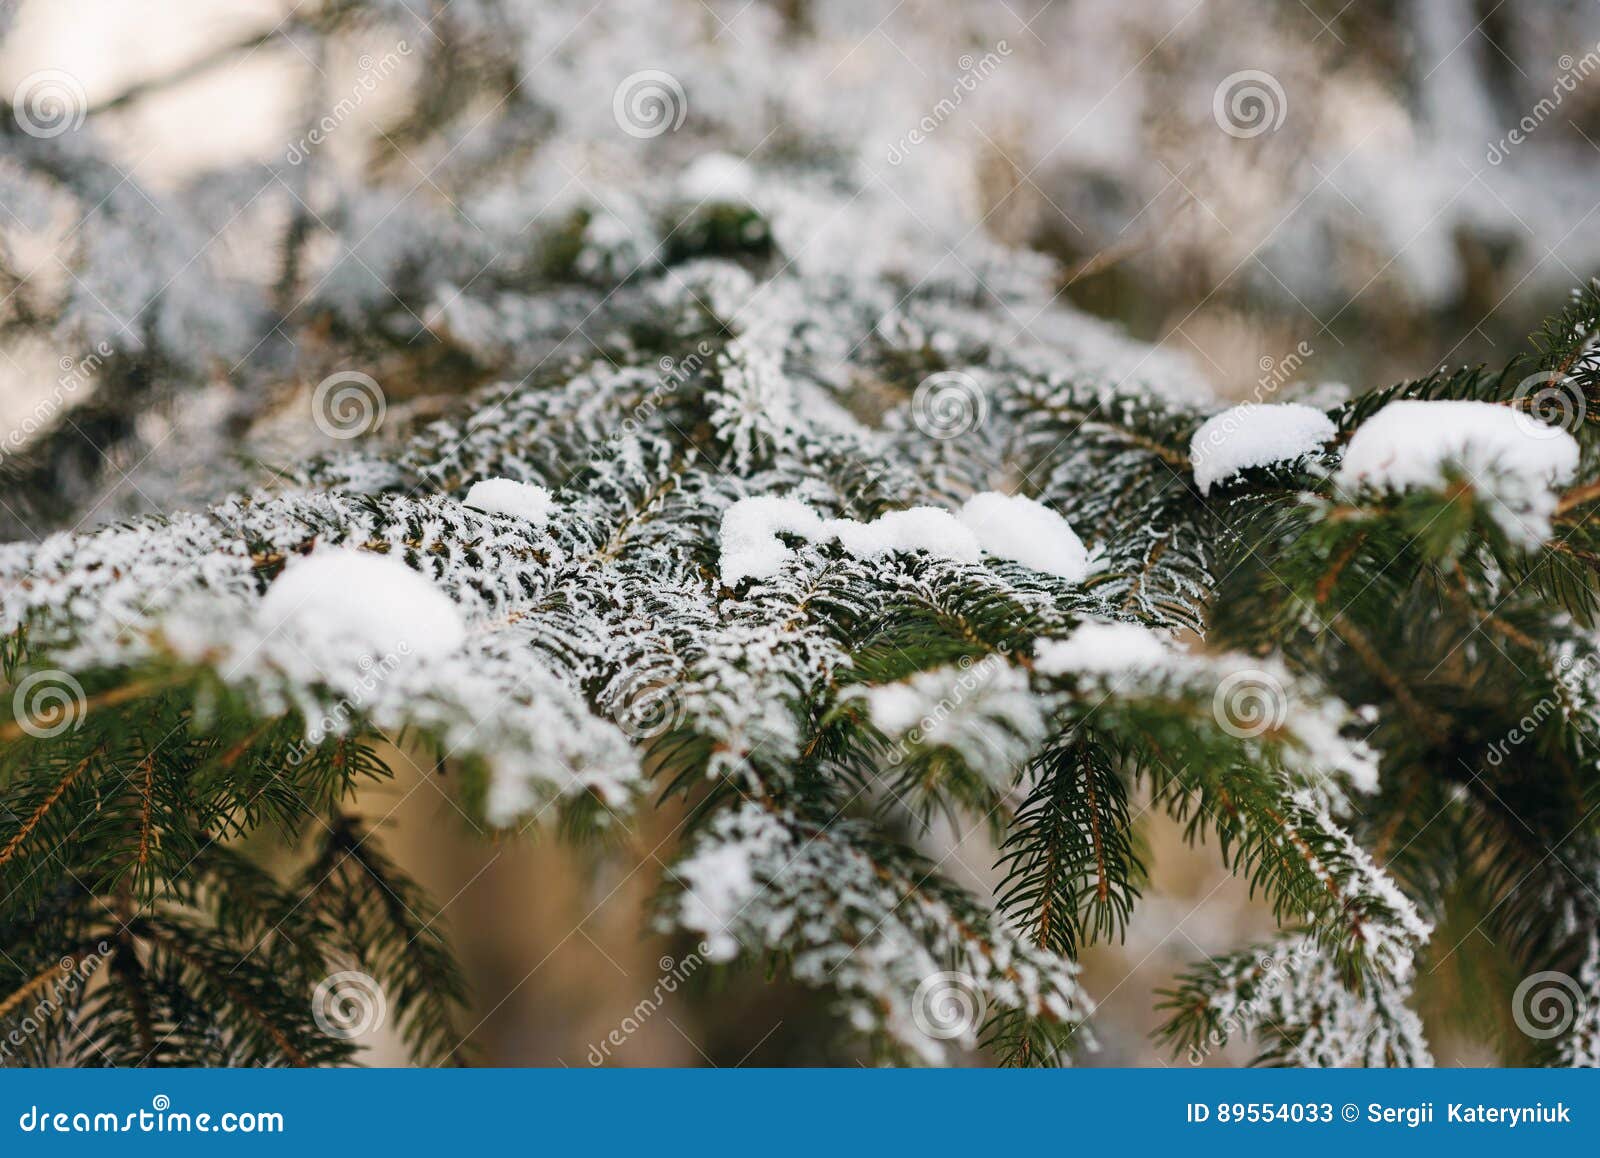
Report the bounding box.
[667,802,1092,1065]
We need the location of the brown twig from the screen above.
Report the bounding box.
[0,755,93,868]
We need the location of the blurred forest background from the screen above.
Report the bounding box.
[3,0,1598,1064]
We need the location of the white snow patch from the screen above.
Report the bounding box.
[824,507,980,564]
[718,496,980,584]
[672,808,787,962]
[863,683,927,736]
[1190,402,1337,495]
[462,477,553,526]
[719,492,1086,584]
[256,548,466,667]
[1286,693,1379,795]
[1337,399,1578,490]
[1034,620,1175,677]
[718,495,825,585]
[1335,399,1579,544]
[957,492,1089,581]
[680,152,756,204]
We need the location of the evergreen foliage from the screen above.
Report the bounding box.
[6,223,1599,1064]
[3,0,1600,1070]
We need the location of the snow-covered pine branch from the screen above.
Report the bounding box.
[6,0,1600,1068]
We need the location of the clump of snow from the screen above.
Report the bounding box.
[719,492,1088,585]
[1190,402,1337,495]
[1335,399,1579,544]
[827,508,981,564]
[719,495,825,585]
[679,152,756,204]
[671,805,787,961]
[256,548,466,667]
[863,683,926,736]
[1337,399,1578,489]
[718,496,979,585]
[1034,620,1175,677]
[957,492,1089,581]
[1035,620,1379,795]
[1282,690,1379,795]
[463,477,554,526]
[861,658,1048,786]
